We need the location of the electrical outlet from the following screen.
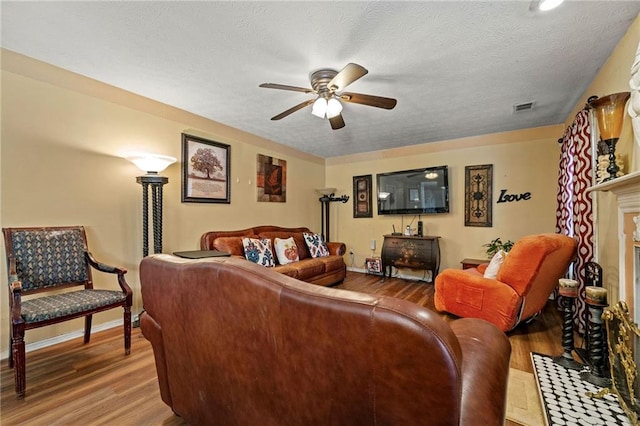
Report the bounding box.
[349,250,354,255]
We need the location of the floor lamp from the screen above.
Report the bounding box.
[127,154,176,257]
[317,188,349,242]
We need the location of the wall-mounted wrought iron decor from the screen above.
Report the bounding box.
[353,174,373,218]
[465,164,493,227]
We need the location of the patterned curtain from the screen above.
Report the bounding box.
[555,109,595,333]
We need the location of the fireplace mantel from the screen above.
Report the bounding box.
[588,170,640,202]
[588,170,640,322]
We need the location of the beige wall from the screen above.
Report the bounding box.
[564,15,639,305]
[1,14,638,356]
[0,50,325,354]
[326,126,563,276]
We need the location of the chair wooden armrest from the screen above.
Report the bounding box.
[85,251,126,275]
[8,256,21,291]
[85,251,133,302]
[7,256,24,322]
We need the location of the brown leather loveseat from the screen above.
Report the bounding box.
[200,225,346,286]
[140,255,512,425]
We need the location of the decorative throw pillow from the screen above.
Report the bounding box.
[242,237,275,267]
[303,232,330,258]
[274,237,299,265]
[483,249,506,279]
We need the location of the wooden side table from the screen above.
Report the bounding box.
[460,258,487,270]
[381,235,440,281]
[173,250,231,259]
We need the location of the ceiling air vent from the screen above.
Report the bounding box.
[513,101,536,113]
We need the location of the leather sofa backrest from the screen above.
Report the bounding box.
[140,255,469,425]
[201,226,317,263]
[210,236,254,256]
[257,231,310,260]
[200,227,258,251]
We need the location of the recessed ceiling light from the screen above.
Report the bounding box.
[530,0,565,12]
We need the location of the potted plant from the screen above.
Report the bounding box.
[483,238,514,258]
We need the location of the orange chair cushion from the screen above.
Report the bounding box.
[434,268,522,332]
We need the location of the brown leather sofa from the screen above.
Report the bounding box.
[200,225,346,286]
[140,255,512,425]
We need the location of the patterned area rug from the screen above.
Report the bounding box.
[506,368,545,426]
[530,352,631,425]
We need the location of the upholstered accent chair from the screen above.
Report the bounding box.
[434,233,577,332]
[2,226,133,398]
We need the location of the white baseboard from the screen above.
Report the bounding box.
[0,317,131,361]
[347,266,432,282]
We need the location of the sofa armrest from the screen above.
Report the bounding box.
[434,269,522,332]
[140,311,173,408]
[476,263,489,274]
[326,242,346,256]
[450,318,511,426]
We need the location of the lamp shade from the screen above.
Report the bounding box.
[312,97,328,118]
[127,154,176,173]
[538,0,564,11]
[326,98,343,119]
[316,187,337,196]
[589,92,631,140]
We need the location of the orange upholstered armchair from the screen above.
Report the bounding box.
[434,233,577,332]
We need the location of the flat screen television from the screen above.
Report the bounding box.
[376,166,449,215]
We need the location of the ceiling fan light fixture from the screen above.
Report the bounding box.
[425,172,438,179]
[532,0,565,12]
[326,97,343,119]
[311,97,327,118]
[260,62,397,128]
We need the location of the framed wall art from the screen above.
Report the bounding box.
[257,154,286,202]
[353,174,373,218]
[181,133,231,203]
[464,164,493,227]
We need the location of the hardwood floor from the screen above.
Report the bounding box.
[1,271,564,425]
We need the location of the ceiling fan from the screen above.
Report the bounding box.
[259,63,397,130]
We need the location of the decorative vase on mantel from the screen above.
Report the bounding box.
[589,92,631,182]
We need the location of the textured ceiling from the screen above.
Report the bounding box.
[2,1,639,158]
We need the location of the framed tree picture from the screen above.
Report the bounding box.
[353,174,373,218]
[181,133,231,203]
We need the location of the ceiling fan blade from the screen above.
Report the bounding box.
[270,99,315,120]
[329,114,345,130]
[327,63,368,92]
[259,83,314,94]
[340,92,397,110]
